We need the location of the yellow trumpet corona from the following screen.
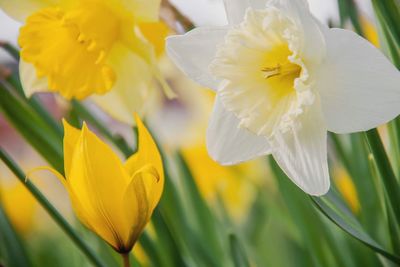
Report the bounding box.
[50,114,163,253]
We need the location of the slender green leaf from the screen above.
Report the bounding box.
[0,42,20,61]
[229,233,250,267]
[0,82,64,173]
[312,193,400,264]
[364,130,400,225]
[372,0,400,48]
[0,202,31,267]
[270,157,344,267]
[0,149,107,267]
[175,152,225,259]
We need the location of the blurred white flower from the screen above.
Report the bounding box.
[166,0,400,195]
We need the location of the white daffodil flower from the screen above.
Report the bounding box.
[166,0,400,195]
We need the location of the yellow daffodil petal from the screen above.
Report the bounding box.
[19,60,49,97]
[360,15,380,48]
[334,169,360,214]
[62,119,81,177]
[121,27,176,99]
[0,0,57,22]
[126,0,161,23]
[67,123,132,251]
[91,43,154,125]
[19,5,118,99]
[139,22,170,57]
[0,181,36,234]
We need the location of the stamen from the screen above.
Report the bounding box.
[262,64,281,79]
[262,62,301,79]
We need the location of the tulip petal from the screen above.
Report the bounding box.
[62,119,81,178]
[19,60,49,97]
[25,165,105,244]
[123,164,161,245]
[0,0,57,22]
[68,124,131,250]
[166,26,229,90]
[207,96,271,165]
[125,114,164,201]
[316,28,400,134]
[91,43,154,125]
[270,100,330,196]
[223,0,250,25]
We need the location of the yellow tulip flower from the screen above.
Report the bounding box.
[0,0,173,103]
[45,114,163,254]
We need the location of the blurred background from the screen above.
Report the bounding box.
[0,1,397,267]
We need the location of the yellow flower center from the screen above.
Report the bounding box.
[19,2,128,99]
[210,8,313,137]
[261,44,302,103]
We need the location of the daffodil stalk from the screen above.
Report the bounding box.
[160,0,195,33]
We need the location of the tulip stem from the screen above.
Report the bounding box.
[0,148,107,267]
[122,253,130,267]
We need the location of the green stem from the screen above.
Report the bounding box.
[0,148,107,267]
[0,42,20,61]
[330,133,352,174]
[122,253,130,267]
[364,129,400,225]
[5,74,63,137]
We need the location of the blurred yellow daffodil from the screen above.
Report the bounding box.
[0,181,37,235]
[182,145,258,221]
[360,15,380,48]
[92,20,174,125]
[0,0,174,105]
[334,168,360,214]
[43,114,163,253]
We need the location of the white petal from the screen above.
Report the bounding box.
[249,0,267,9]
[19,60,49,97]
[0,0,57,22]
[316,28,400,134]
[207,95,271,165]
[270,100,330,196]
[166,26,228,90]
[223,0,250,25]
